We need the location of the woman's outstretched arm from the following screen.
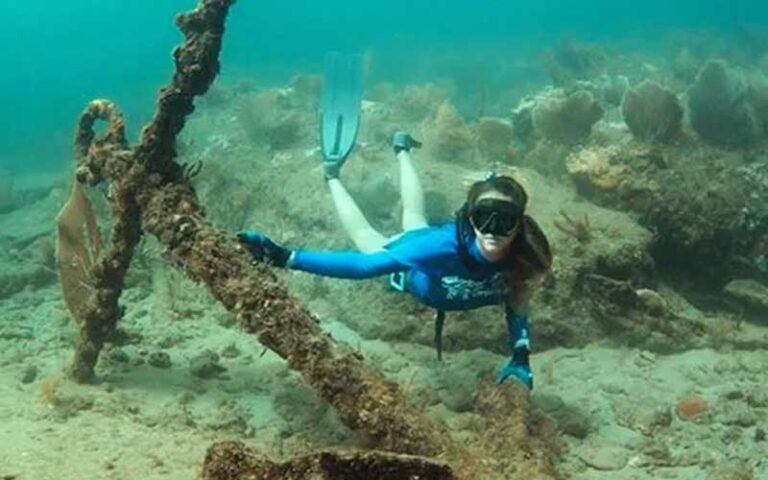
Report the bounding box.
[238,228,446,278]
[289,249,406,279]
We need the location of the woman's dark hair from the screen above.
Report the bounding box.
[459,174,553,309]
[466,175,528,212]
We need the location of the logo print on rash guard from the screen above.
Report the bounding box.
[440,274,504,302]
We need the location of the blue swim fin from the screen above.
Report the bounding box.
[320,53,364,179]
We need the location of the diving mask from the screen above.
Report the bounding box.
[469,199,522,236]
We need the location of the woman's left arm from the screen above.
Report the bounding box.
[503,272,546,351]
[497,275,543,388]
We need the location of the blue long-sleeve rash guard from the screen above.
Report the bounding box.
[290,222,508,312]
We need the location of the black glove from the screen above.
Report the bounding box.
[236,231,291,267]
[392,131,422,154]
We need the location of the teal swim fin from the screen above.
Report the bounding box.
[321,53,364,179]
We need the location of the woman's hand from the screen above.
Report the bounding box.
[497,358,533,389]
[236,231,292,267]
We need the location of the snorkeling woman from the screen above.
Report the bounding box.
[238,132,552,389]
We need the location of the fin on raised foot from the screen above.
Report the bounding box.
[320,53,364,179]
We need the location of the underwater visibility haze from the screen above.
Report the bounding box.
[1,0,768,478]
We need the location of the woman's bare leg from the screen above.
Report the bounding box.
[397,150,428,231]
[327,178,388,252]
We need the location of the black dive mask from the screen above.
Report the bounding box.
[469,199,522,236]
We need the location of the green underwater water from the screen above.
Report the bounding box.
[0,0,765,172]
[1,1,768,479]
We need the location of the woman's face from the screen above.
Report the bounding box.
[470,191,519,258]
